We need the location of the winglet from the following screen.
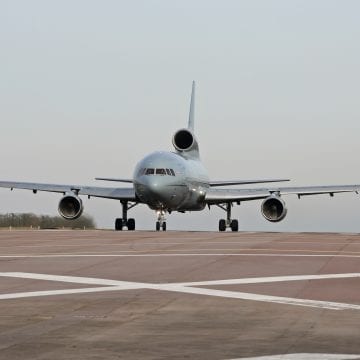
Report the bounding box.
[188,81,195,132]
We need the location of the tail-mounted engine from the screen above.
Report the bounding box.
[172,128,199,158]
[261,195,287,222]
[58,194,83,220]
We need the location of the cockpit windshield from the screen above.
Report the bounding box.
[156,168,166,175]
[142,168,175,176]
[145,168,155,175]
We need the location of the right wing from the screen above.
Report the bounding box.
[95,177,133,183]
[0,181,136,201]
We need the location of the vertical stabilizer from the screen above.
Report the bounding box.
[188,81,195,132]
[172,81,199,159]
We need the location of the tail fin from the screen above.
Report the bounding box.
[188,81,195,132]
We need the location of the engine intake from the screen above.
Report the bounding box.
[172,129,195,151]
[58,194,83,220]
[261,195,287,222]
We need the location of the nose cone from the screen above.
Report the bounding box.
[135,176,171,207]
[141,176,161,195]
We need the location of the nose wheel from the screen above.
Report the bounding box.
[156,210,167,231]
[217,203,239,232]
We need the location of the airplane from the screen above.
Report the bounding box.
[1,81,360,232]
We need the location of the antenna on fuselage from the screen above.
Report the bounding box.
[188,81,195,132]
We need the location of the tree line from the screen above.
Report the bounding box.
[0,213,95,229]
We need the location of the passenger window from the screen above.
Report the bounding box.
[145,168,154,175]
[156,168,166,175]
[170,169,175,176]
[166,169,171,175]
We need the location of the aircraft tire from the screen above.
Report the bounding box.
[230,219,239,232]
[219,219,226,232]
[162,222,166,231]
[156,221,160,231]
[115,218,123,231]
[127,218,135,231]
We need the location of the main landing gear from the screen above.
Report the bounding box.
[115,200,138,231]
[217,203,239,232]
[155,210,167,231]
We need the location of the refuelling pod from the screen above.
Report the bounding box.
[58,194,83,220]
[261,195,287,222]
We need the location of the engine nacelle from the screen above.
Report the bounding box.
[58,194,83,220]
[172,128,199,154]
[261,195,287,222]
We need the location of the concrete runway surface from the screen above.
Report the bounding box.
[0,230,360,359]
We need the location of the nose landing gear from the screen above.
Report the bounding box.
[156,210,167,231]
[217,203,239,232]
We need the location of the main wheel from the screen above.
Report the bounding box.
[156,221,160,231]
[162,222,166,231]
[115,218,123,231]
[230,219,239,232]
[219,219,226,232]
[127,218,135,231]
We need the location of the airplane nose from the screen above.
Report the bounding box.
[140,177,161,195]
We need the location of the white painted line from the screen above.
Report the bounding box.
[159,285,360,311]
[3,240,359,249]
[1,272,360,310]
[2,253,360,258]
[0,272,148,287]
[0,285,144,300]
[178,273,360,286]
[232,354,360,360]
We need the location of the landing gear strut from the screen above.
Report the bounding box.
[155,210,166,231]
[115,200,138,231]
[217,203,238,232]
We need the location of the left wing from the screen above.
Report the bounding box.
[0,181,136,201]
[209,179,290,186]
[205,184,360,204]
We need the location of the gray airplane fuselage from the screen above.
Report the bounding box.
[133,151,209,211]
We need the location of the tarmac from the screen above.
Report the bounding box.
[0,230,360,359]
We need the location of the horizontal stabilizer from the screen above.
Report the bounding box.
[209,179,290,187]
[95,177,133,183]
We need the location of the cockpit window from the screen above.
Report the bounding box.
[145,168,154,175]
[144,168,175,176]
[156,168,166,175]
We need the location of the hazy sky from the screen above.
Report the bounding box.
[1,0,360,231]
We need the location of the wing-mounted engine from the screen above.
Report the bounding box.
[261,195,287,222]
[58,193,83,220]
[172,128,200,159]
